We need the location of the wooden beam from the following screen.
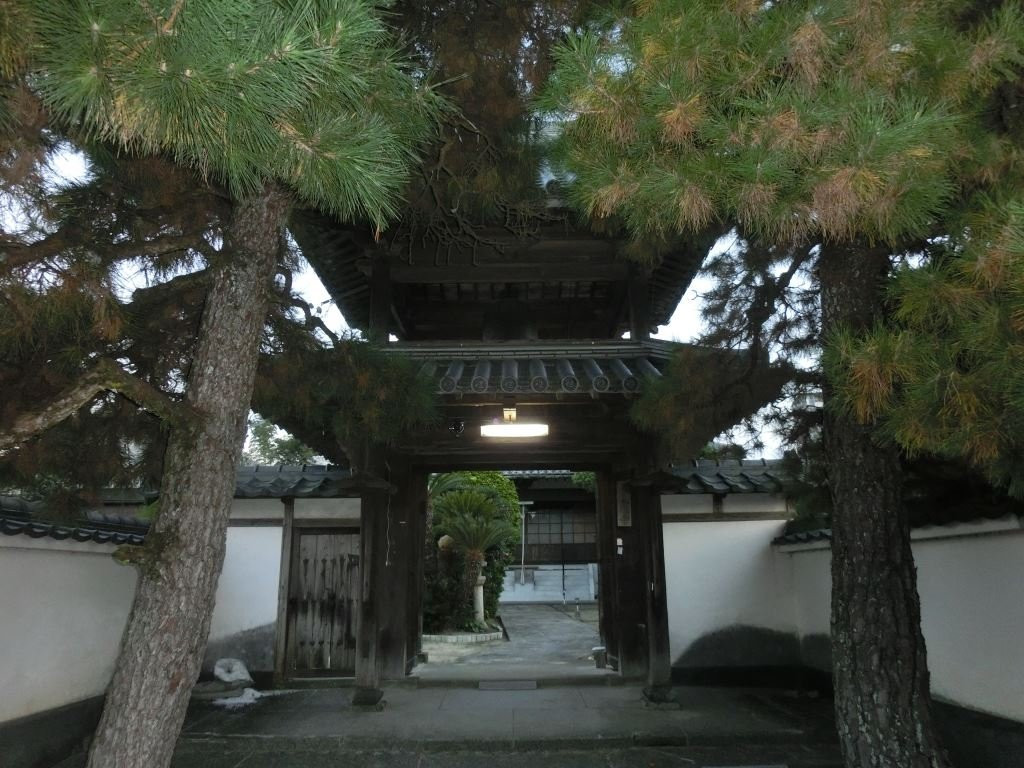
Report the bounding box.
[615,480,648,678]
[272,497,295,687]
[637,485,672,701]
[406,469,428,674]
[628,264,651,340]
[352,464,388,706]
[367,257,391,344]
[378,458,414,680]
[385,262,629,284]
[595,471,620,671]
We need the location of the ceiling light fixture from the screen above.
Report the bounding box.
[480,407,549,438]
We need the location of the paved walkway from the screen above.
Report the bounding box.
[417,603,611,683]
[56,684,841,767]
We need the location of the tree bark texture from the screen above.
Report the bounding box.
[86,184,290,768]
[819,244,950,768]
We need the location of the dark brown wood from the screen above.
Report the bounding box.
[636,486,671,701]
[378,459,413,680]
[820,243,950,768]
[406,469,428,673]
[285,528,361,675]
[273,498,295,686]
[86,183,290,768]
[385,262,628,284]
[368,256,391,344]
[595,471,620,670]
[614,480,648,678]
[627,264,651,341]
[353,479,388,705]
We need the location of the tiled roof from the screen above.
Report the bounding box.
[0,517,146,546]
[386,340,674,396]
[655,459,788,494]
[773,528,832,546]
[0,466,367,544]
[234,464,362,498]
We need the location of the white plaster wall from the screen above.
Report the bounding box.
[294,497,360,521]
[0,538,137,722]
[662,494,714,516]
[229,498,284,520]
[207,526,282,641]
[782,521,1024,723]
[662,519,793,661]
[722,493,789,515]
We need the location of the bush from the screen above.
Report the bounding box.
[423,471,521,630]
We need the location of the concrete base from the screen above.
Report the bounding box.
[642,685,679,708]
[0,695,104,768]
[350,687,385,709]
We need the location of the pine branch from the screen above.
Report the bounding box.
[0,359,198,453]
[0,229,209,274]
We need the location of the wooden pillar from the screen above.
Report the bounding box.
[615,480,648,678]
[272,497,295,687]
[627,264,651,341]
[406,469,428,673]
[352,469,388,705]
[635,484,672,701]
[378,458,414,681]
[595,471,620,670]
[367,256,391,344]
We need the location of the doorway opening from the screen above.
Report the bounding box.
[415,468,612,684]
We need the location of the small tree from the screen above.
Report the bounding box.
[436,490,517,625]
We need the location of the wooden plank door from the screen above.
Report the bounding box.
[285,528,360,676]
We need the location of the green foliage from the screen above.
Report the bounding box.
[253,339,439,452]
[438,491,518,562]
[631,347,791,458]
[25,0,447,225]
[423,471,521,630]
[826,224,1024,493]
[570,471,596,494]
[545,0,1024,487]
[243,415,318,466]
[699,442,748,461]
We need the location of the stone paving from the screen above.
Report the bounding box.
[417,602,611,683]
[55,684,842,767]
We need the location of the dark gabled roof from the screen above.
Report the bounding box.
[0,466,370,545]
[291,210,709,339]
[653,458,788,494]
[387,339,675,397]
[0,517,146,546]
[773,528,832,546]
[234,464,365,498]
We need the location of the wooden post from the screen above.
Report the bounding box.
[272,497,295,687]
[615,480,648,678]
[368,256,392,344]
[406,469,428,673]
[378,458,414,680]
[352,481,388,706]
[636,484,672,701]
[627,264,651,341]
[595,471,620,670]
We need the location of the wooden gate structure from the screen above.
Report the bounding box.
[284,528,360,676]
[259,214,768,706]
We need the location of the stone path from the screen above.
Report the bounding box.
[416,602,611,683]
[54,684,841,767]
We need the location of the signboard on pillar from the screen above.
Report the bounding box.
[616,481,632,527]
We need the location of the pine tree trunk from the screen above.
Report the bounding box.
[819,244,950,768]
[86,184,290,768]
